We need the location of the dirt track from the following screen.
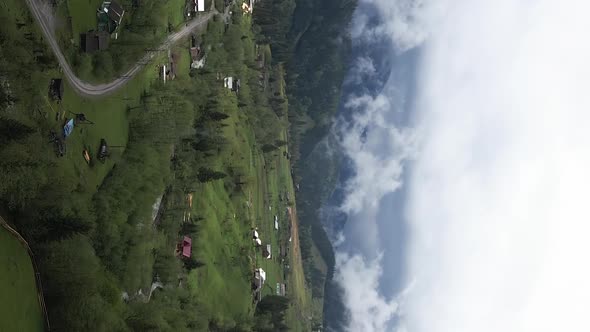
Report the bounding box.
[287,207,301,265]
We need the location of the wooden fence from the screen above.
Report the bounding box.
[0,215,51,331]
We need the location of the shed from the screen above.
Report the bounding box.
[181,236,192,258]
[49,79,64,101]
[263,244,271,259]
[274,220,279,230]
[197,0,205,11]
[254,268,266,288]
[224,76,234,90]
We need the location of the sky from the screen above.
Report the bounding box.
[332,0,590,331]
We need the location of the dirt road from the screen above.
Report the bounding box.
[23,0,216,97]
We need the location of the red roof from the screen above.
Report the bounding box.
[182,236,192,257]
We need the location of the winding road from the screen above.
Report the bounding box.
[24,0,217,97]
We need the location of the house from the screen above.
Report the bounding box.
[176,236,192,258]
[48,79,64,101]
[80,31,109,52]
[101,1,125,27]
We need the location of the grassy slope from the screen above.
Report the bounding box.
[0,228,44,332]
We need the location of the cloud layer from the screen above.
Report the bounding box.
[335,0,590,331]
[404,0,590,331]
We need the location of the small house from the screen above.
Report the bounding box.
[224,77,241,92]
[100,1,125,29]
[80,31,109,52]
[176,236,192,258]
[224,77,234,90]
[48,79,64,101]
[263,244,271,259]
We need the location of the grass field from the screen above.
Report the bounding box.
[181,74,313,329]
[0,227,44,332]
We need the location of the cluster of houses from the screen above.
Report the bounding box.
[80,1,125,53]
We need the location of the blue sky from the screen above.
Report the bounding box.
[331,0,590,331]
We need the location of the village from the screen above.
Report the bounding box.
[45,0,300,318]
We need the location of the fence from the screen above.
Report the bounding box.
[0,215,51,331]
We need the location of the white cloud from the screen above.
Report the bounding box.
[351,0,440,51]
[335,0,590,331]
[335,253,400,332]
[339,92,418,215]
[346,56,377,85]
[403,0,590,331]
[333,0,426,330]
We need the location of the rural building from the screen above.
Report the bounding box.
[177,236,192,258]
[224,77,241,93]
[80,31,109,52]
[254,268,266,289]
[188,0,206,16]
[263,244,272,259]
[100,1,125,29]
[276,283,286,296]
[48,79,64,101]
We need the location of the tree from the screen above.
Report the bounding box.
[207,111,230,121]
[197,167,227,182]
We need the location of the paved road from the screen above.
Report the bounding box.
[24,0,216,97]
